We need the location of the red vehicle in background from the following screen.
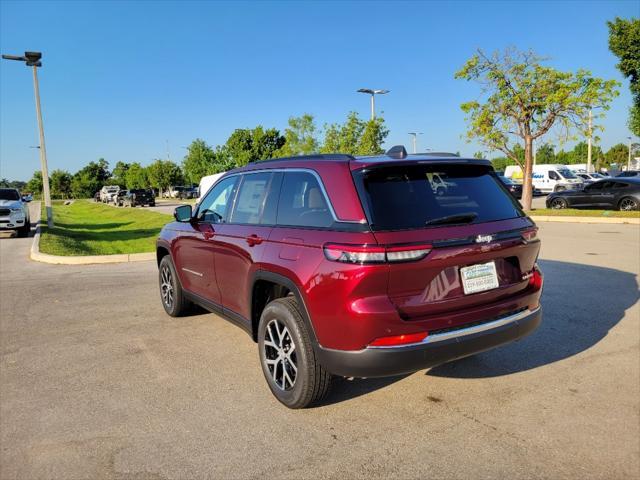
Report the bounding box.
[156,146,543,408]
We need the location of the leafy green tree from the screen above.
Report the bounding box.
[455,47,619,209]
[608,17,640,135]
[71,159,110,198]
[111,161,130,186]
[0,179,27,190]
[26,171,44,196]
[50,170,72,199]
[146,159,183,197]
[320,112,388,155]
[225,127,285,166]
[535,143,556,164]
[276,114,319,157]
[124,162,148,189]
[604,143,630,169]
[181,139,232,184]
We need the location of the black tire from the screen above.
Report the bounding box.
[17,220,30,238]
[258,297,332,409]
[550,197,568,209]
[618,196,639,211]
[158,256,189,317]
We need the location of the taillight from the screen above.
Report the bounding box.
[323,243,432,264]
[529,264,543,290]
[368,331,428,347]
[521,227,538,242]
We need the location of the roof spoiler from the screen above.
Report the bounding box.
[386,145,408,159]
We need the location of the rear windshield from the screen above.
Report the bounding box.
[353,164,523,231]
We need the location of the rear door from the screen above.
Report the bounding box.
[353,163,540,323]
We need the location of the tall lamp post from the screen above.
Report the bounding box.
[357,88,389,120]
[2,51,53,227]
[408,132,423,153]
[628,136,633,172]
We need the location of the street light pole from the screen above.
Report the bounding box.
[2,51,53,227]
[628,136,633,171]
[587,109,593,173]
[408,132,423,153]
[357,88,390,120]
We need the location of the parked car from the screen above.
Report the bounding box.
[94,191,101,202]
[177,187,197,200]
[124,188,156,207]
[576,172,606,185]
[497,177,543,199]
[616,170,640,178]
[156,146,543,408]
[163,186,186,199]
[100,185,120,203]
[505,164,584,193]
[546,178,640,211]
[114,190,129,206]
[0,188,31,237]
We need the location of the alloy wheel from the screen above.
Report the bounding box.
[160,265,174,308]
[551,198,566,209]
[620,198,638,211]
[263,319,297,391]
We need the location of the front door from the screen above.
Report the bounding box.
[213,172,280,321]
[174,176,239,304]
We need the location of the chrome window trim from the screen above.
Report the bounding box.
[206,168,363,224]
[366,307,541,349]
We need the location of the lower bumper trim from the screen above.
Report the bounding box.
[316,307,542,378]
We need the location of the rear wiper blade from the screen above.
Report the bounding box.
[425,213,478,226]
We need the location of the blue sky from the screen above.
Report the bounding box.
[0,0,637,181]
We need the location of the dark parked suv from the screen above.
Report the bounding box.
[156,146,543,408]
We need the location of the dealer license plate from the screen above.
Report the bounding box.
[460,261,499,295]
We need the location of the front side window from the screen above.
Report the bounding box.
[276,171,333,228]
[229,172,273,225]
[353,165,523,231]
[557,169,577,179]
[548,171,560,180]
[196,176,237,223]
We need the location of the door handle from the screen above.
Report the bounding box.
[246,234,263,246]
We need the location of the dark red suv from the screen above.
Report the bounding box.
[156,146,543,408]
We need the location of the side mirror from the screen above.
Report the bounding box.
[174,204,192,222]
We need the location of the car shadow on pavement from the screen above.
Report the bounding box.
[427,259,639,379]
[318,375,410,407]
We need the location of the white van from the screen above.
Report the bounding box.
[504,164,583,193]
[198,172,226,201]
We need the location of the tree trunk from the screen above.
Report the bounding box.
[522,135,534,211]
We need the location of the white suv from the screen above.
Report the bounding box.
[0,188,31,237]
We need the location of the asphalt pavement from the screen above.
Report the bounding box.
[0,204,638,479]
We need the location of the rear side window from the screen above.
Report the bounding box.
[353,165,523,231]
[276,171,333,228]
[197,176,237,223]
[230,172,273,225]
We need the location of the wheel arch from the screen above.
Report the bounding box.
[249,271,319,347]
[618,195,639,211]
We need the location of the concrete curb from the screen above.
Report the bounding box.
[529,215,640,225]
[29,203,156,265]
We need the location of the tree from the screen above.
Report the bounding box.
[111,161,130,186]
[320,112,389,155]
[608,17,640,136]
[50,170,72,199]
[181,139,232,184]
[604,143,629,169]
[124,162,148,189]
[536,143,556,164]
[71,159,110,198]
[146,159,183,197]
[455,48,619,209]
[0,179,27,190]
[25,171,44,196]
[225,127,285,166]
[276,114,319,157]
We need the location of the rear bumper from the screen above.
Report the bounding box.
[316,307,541,378]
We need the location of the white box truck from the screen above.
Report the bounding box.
[504,164,584,193]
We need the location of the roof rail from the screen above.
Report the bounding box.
[419,152,460,157]
[247,153,355,165]
[386,145,408,159]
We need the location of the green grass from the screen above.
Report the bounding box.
[39,200,171,256]
[527,208,640,218]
